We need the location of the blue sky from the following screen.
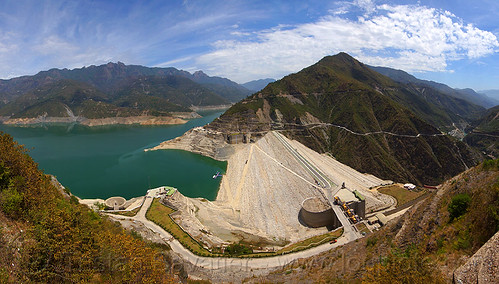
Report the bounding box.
[0,0,498,91]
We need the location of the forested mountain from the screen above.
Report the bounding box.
[0,62,251,120]
[208,53,482,185]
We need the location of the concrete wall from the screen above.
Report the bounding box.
[347,199,366,219]
[299,207,341,228]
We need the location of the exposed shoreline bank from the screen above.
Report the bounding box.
[0,114,192,127]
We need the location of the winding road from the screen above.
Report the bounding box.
[107,187,350,271]
[106,131,365,272]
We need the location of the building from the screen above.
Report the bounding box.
[404,183,416,190]
[335,188,366,219]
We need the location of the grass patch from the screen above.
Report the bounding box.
[146,198,213,256]
[355,222,370,235]
[107,206,141,217]
[379,185,426,207]
[276,228,343,254]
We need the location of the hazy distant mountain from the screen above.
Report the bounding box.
[209,52,481,185]
[369,66,499,109]
[0,62,249,105]
[242,78,276,92]
[0,62,251,119]
[479,89,499,102]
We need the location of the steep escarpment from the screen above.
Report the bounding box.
[208,53,482,185]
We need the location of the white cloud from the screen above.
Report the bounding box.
[32,35,78,55]
[154,55,195,67]
[197,2,499,82]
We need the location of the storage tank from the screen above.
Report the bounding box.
[299,197,335,228]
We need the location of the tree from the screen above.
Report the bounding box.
[448,193,471,221]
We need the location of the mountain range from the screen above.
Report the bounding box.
[0,62,252,119]
[242,78,276,92]
[369,66,499,109]
[208,52,486,185]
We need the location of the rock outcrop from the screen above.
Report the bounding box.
[453,231,499,284]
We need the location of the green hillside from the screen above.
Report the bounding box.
[0,132,175,282]
[0,62,250,107]
[0,79,150,119]
[116,75,229,107]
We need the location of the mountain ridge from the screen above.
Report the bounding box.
[369,65,499,109]
[0,62,248,123]
[208,52,482,185]
[242,78,276,92]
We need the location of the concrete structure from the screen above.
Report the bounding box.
[299,197,341,228]
[375,213,388,226]
[335,188,366,219]
[105,196,126,210]
[225,133,252,144]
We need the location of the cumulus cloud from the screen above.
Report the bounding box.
[197,2,499,82]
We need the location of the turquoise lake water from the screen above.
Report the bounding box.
[0,111,227,200]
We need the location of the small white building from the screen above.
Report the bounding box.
[404,183,416,190]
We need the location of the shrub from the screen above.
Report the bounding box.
[224,242,253,256]
[0,187,23,218]
[366,236,378,247]
[448,193,471,221]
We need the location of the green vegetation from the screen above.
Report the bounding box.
[355,222,370,235]
[464,106,499,158]
[107,206,141,217]
[0,62,250,120]
[378,185,426,207]
[276,228,343,254]
[362,248,445,284]
[0,186,23,218]
[146,198,212,256]
[366,236,378,247]
[0,132,172,282]
[224,242,253,256]
[93,201,107,210]
[448,193,471,221]
[482,158,499,171]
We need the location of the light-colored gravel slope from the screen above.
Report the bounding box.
[151,131,392,247]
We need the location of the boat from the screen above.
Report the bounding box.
[212,171,221,179]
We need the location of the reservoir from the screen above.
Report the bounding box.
[0,111,227,200]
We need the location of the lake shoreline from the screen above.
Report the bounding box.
[0,114,196,127]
